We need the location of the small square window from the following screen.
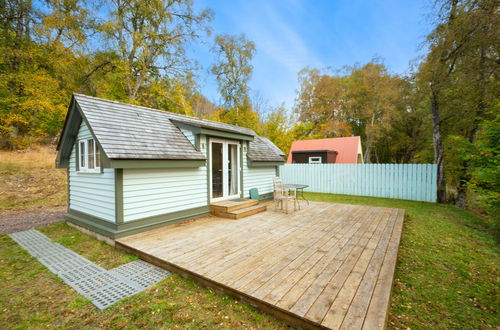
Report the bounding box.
[95,143,100,166]
[309,156,322,164]
[78,138,100,173]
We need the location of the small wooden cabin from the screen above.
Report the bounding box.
[56,94,284,239]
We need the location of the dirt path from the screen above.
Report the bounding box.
[0,207,66,234]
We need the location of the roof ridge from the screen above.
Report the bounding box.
[72,93,254,134]
[293,136,360,142]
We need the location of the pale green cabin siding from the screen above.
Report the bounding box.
[69,122,116,222]
[179,127,196,146]
[242,142,276,198]
[122,166,208,222]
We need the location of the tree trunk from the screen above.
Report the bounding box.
[456,180,467,208]
[431,88,446,203]
[455,47,488,208]
[364,140,371,163]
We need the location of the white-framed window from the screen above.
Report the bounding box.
[308,156,322,164]
[78,138,100,172]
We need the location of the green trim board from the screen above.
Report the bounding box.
[102,159,206,169]
[247,160,284,167]
[56,98,81,168]
[194,134,201,151]
[66,169,70,213]
[65,206,210,239]
[206,136,211,206]
[75,140,79,171]
[199,128,253,141]
[239,141,245,198]
[115,169,124,224]
[171,120,254,141]
[117,206,210,237]
[65,209,117,238]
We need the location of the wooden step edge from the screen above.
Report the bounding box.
[210,199,259,213]
[226,200,260,212]
[232,205,267,219]
[231,204,267,214]
[214,205,267,220]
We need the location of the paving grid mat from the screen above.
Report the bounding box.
[9,230,170,309]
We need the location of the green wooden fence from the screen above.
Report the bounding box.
[279,164,437,202]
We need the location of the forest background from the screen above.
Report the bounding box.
[0,0,498,219]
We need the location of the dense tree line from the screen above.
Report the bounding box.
[293,0,498,216]
[0,0,498,216]
[0,0,214,148]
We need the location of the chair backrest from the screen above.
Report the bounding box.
[273,177,284,199]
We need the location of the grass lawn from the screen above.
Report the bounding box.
[0,222,288,329]
[306,192,499,329]
[0,146,498,330]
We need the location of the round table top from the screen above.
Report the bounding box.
[283,184,309,189]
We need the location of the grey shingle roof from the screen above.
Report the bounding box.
[248,136,286,162]
[73,94,284,162]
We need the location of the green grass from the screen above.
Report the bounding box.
[0,222,288,329]
[1,195,498,329]
[305,192,499,329]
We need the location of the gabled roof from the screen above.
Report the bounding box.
[287,136,362,164]
[57,94,284,166]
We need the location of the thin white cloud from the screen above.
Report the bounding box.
[229,0,323,73]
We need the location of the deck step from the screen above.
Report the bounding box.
[213,204,267,220]
[210,198,259,213]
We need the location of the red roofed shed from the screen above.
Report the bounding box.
[287,136,363,164]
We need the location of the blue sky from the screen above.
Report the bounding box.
[188,0,433,111]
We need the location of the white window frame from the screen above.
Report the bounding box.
[308,156,322,164]
[78,138,101,173]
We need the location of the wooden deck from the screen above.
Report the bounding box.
[116,201,405,329]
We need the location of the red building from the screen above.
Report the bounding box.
[287,136,363,164]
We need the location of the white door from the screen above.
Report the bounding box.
[209,139,241,202]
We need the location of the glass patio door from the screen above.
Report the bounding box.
[210,139,240,202]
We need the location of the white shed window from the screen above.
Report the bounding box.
[308,156,322,164]
[78,139,100,172]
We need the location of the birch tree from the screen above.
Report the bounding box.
[211,34,255,110]
[101,0,212,101]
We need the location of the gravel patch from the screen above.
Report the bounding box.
[0,207,65,234]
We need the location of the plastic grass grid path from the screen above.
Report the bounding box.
[9,229,170,309]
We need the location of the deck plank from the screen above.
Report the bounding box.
[116,201,405,330]
[218,206,351,289]
[254,206,370,302]
[321,208,398,329]
[300,207,389,322]
[339,208,400,329]
[288,206,384,318]
[362,208,405,330]
[274,206,376,311]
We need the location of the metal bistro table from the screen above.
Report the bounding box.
[283,184,309,209]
